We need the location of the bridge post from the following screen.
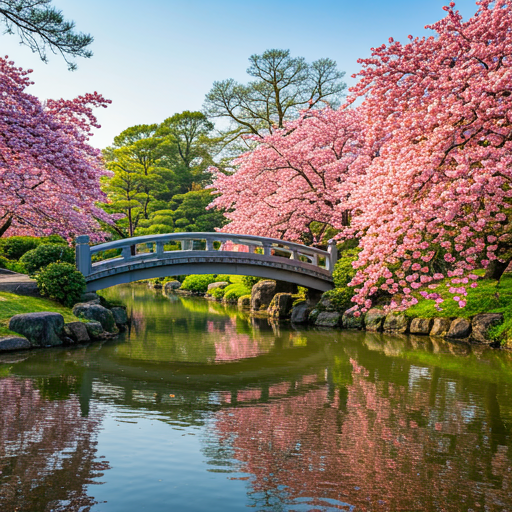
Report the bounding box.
[75,235,91,276]
[327,239,338,271]
[262,242,271,257]
[156,241,164,257]
[205,237,214,251]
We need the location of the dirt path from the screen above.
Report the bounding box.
[0,270,39,296]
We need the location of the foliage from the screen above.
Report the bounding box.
[20,243,74,275]
[332,248,361,288]
[0,57,112,240]
[138,189,226,235]
[208,107,364,243]
[204,49,346,151]
[0,256,27,274]
[223,283,251,302]
[35,262,85,307]
[180,274,232,293]
[0,236,40,260]
[321,287,354,312]
[241,275,262,289]
[0,0,93,70]
[209,2,512,313]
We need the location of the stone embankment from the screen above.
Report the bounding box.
[0,292,129,352]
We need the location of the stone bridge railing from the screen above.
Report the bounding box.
[76,232,337,291]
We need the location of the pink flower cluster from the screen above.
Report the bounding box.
[209,1,511,311]
[0,56,113,240]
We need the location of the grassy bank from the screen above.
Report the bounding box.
[0,291,77,337]
[405,272,512,342]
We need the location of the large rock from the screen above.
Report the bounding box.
[430,318,452,337]
[342,309,364,329]
[409,318,433,335]
[72,303,118,333]
[238,295,251,308]
[80,292,101,304]
[164,280,181,291]
[383,312,410,333]
[267,293,294,318]
[364,309,387,332]
[291,301,312,324]
[315,311,342,327]
[9,312,64,347]
[207,281,229,291]
[85,321,104,340]
[251,280,277,311]
[111,306,128,327]
[0,336,31,352]
[447,318,472,339]
[471,313,504,344]
[64,322,91,343]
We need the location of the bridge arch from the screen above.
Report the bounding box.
[76,233,336,292]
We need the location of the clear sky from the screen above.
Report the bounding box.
[1,0,480,149]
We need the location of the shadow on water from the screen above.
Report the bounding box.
[2,284,512,511]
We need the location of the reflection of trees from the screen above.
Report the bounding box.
[0,378,108,512]
[211,345,512,512]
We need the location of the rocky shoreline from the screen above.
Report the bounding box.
[165,278,506,348]
[0,291,129,352]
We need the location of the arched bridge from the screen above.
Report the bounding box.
[76,233,336,292]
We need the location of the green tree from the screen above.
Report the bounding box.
[204,49,346,149]
[102,124,171,237]
[137,189,226,235]
[0,0,93,70]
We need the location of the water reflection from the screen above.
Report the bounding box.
[1,285,512,511]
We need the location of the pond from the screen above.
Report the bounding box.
[1,284,512,511]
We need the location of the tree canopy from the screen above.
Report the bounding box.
[209,1,512,312]
[0,0,93,70]
[204,49,346,149]
[0,56,111,240]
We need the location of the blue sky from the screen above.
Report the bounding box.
[1,0,480,149]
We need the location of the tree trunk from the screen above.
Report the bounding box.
[0,216,13,237]
[484,258,511,280]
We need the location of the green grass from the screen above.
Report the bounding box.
[405,271,512,342]
[0,291,77,336]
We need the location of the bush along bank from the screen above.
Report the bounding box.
[0,291,129,353]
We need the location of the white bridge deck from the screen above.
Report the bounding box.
[76,233,336,292]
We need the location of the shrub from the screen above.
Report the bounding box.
[223,283,251,302]
[332,248,361,288]
[0,236,40,260]
[36,262,86,307]
[322,287,354,312]
[20,243,75,275]
[40,234,68,245]
[181,274,232,294]
[241,275,262,288]
[210,287,226,300]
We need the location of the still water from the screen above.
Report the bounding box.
[2,284,512,511]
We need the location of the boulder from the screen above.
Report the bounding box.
[291,301,312,324]
[364,309,386,332]
[383,312,410,333]
[308,308,320,324]
[267,293,294,318]
[9,312,64,347]
[85,321,104,340]
[238,295,251,308]
[64,322,91,343]
[409,318,433,335]
[471,313,504,344]
[0,336,31,352]
[342,309,364,329]
[446,318,472,339]
[80,292,101,304]
[251,280,277,311]
[111,306,128,327]
[207,281,229,291]
[430,318,452,337]
[72,303,118,333]
[164,280,181,291]
[319,297,335,312]
[315,311,342,327]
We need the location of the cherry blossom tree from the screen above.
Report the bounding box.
[343,0,512,311]
[208,107,366,244]
[0,56,112,240]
